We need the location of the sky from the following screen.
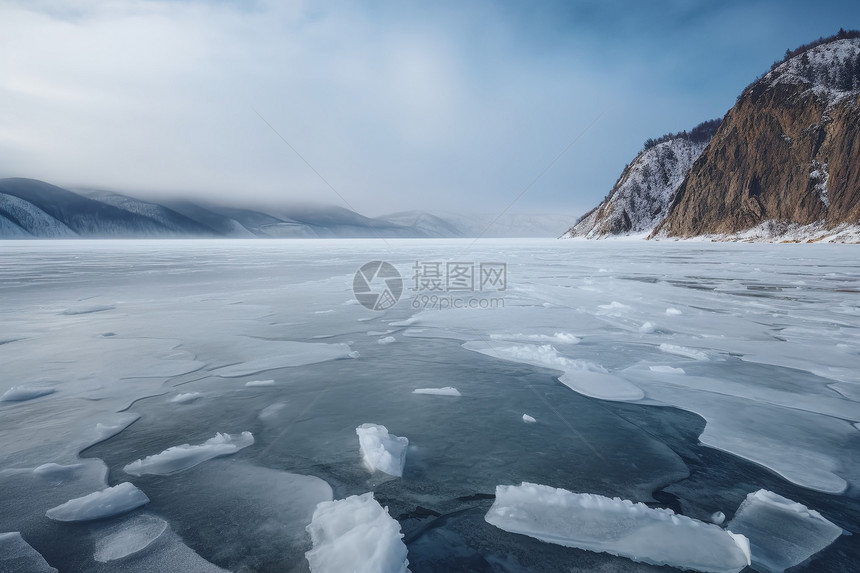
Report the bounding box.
[1,0,858,218]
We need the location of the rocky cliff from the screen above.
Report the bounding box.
[653,36,860,239]
[562,120,720,238]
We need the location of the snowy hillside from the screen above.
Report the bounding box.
[0,192,78,238]
[563,122,718,239]
[761,36,860,105]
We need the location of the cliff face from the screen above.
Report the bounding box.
[562,125,717,239]
[654,38,860,238]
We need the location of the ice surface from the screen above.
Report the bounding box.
[412,387,461,396]
[170,392,202,403]
[355,423,408,477]
[726,490,842,573]
[0,385,55,402]
[211,341,352,377]
[522,414,536,423]
[245,379,275,387]
[46,482,149,521]
[94,513,168,562]
[305,492,410,573]
[485,483,751,573]
[0,532,58,573]
[123,431,254,476]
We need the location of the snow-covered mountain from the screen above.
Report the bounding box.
[654,32,860,241]
[0,178,573,239]
[562,121,719,239]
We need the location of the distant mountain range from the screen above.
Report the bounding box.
[564,30,860,243]
[0,178,573,239]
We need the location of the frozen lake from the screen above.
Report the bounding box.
[0,239,858,572]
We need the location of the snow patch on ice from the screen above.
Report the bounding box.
[377,336,396,345]
[245,379,275,387]
[124,432,254,476]
[305,492,410,573]
[412,387,461,396]
[727,490,842,573]
[94,513,168,562]
[46,482,149,522]
[170,392,202,404]
[659,343,709,361]
[259,402,287,421]
[0,385,55,402]
[463,342,644,401]
[355,423,408,477]
[650,365,686,375]
[485,483,750,573]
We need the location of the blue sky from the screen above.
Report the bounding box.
[0,0,857,217]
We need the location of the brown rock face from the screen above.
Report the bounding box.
[654,41,860,238]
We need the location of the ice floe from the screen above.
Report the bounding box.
[305,492,410,573]
[412,387,461,396]
[522,414,536,423]
[485,483,750,573]
[46,482,149,521]
[356,423,408,477]
[124,432,254,476]
[245,379,275,387]
[727,490,842,573]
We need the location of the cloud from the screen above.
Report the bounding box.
[0,0,857,216]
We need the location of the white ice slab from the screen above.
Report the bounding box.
[46,482,149,522]
[356,423,408,477]
[726,490,842,573]
[305,492,410,573]
[485,483,750,573]
[412,387,461,396]
[124,432,254,476]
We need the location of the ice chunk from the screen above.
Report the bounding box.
[412,387,461,396]
[485,483,750,573]
[245,379,275,387]
[650,365,686,374]
[639,322,657,334]
[659,343,709,361]
[170,392,202,404]
[348,350,361,359]
[378,336,396,345]
[124,432,254,476]
[355,424,408,477]
[305,492,410,573]
[46,482,149,521]
[0,385,55,402]
[666,307,683,316]
[522,414,536,423]
[0,532,57,573]
[711,511,726,525]
[94,513,168,562]
[726,490,842,573]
